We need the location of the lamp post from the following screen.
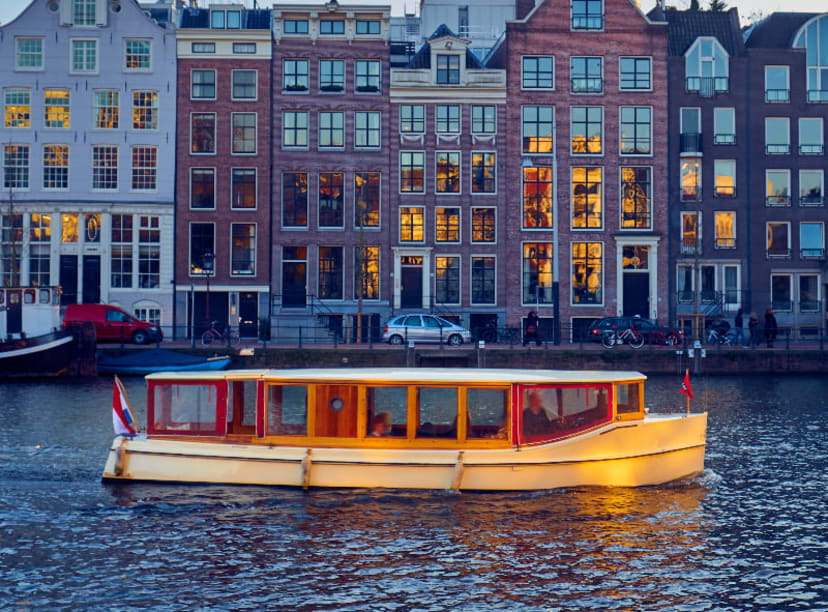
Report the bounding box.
[5,188,19,287]
[202,249,214,331]
[355,179,366,344]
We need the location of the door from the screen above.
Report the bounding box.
[400,257,423,309]
[238,292,258,338]
[59,255,78,305]
[282,247,307,307]
[192,291,229,337]
[6,290,22,334]
[82,255,101,304]
[623,273,650,318]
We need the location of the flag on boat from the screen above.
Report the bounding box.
[680,369,694,399]
[112,375,138,436]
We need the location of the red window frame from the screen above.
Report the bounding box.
[513,383,613,445]
[147,380,228,436]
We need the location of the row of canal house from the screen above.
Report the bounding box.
[2,0,827,341]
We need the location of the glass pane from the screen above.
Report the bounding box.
[267,385,307,435]
[367,387,407,437]
[416,388,458,438]
[153,384,218,432]
[466,388,508,439]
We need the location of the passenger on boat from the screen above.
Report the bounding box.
[522,390,552,436]
[369,412,392,436]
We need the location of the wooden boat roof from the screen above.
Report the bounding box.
[145,367,646,384]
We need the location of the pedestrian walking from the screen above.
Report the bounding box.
[733,308,745,346]
[765,308,778,348]
[523,310,541,346]
[748,312,760,348]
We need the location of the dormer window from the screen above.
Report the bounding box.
[284,19,309,34]
[572,0,603,31]
[356,20,381,35]
[793,15,828,102]
[320,20,345,35]
[211,10,241,29]
[685,37,729,95]
[437,55,460,85]
[73,0,96,26]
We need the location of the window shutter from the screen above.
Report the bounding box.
[95,0,107,26]
[58,0,71,26]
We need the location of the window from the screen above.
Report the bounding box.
[232,113,256,154]
[61,213,78,243]
[435,152,460,193]
[284,19,309,34]
[92,145,117,190]
[210,9,240,28]
[436,105,460,134]
[472,105,496,134]
[572,167,603,229]
[71,40,97,73]
[799,274,820,312]
[766,170,790,206]
[685,37,729,93]
[765,66,789,102]
[571,106,602,154]
[231,168,256,209]
[319,112,345,149]
[715,212,735,249]
[355,60,380,92]
[471,257,496,304]
[43,89,70,129]
[399,207,424,242]
[132,91,157,130]
[800,170,824,206]
[619,57,651,91]
[523,166,553,229]
[435,257,460,304]
[4,89,30,128]
[355,172,380,228]
[189,223,215,275]
[356,20,381,35]
[522,106,554,154]
[233,43,256,54]
[191,70,216,99]
[400,151,425,193]
[282,172,308,227]
[571,242,602,305]
[134,307,161,326]
[231,223,255,276]
[771,274,792,311]
[93,91,118,129]
[320,60,345,92]
[800,222,824,258]
[266,384,308,436]
[283,60,309,91]
[320,20,345,35]
[437,55,460,85]
[355,246,380,300]
[1,213,23,285]
[436,207,460,242]
[765,118,790,154]
[111,214,132,288]
[681,212,700,254]
[85,213,101,243]
[73,0,95,26]
[523,243,554,304]
[131,146,157,191]
[400,105,424,133]
[571,57,602,93]
[799,118,824,154]
[680,107,701,153]
[4,145,29,189]
[471,152,496,193]
[793,15,828,102]
[572,0,603,30]
[355,112,381,149]
[15,38,43,70]
[319,172,344,228]
[191,113,216,154]
[192,42,215,54]
[138,216,160,288]
[190,168,215,209]
[232,70,257,100]
[471,208,496,243]
[681,158,701,200]
[767,222,790,257]
[713,107,735,144]
[29,214,51,287]
[42,145,69,190]
[714,160,736,197]
[619,107,651,155]
[318,246,343,300]
[125,40,151,70]
[282,111,308,148]
[522,56,554,89]
[620,167,651,229]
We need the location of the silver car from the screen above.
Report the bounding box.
[382,314,473,346]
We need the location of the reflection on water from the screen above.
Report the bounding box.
[0,375,826,611]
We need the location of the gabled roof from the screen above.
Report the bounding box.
[744,12,819,49]
[179,7,271,30]
[406,24,484,70]
[660,8,744,57]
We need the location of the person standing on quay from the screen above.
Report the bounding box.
[734,308,745,346]
[765,308,778,348]
[524,311,541,347]
[748,312,760,348]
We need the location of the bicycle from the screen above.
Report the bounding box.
[706,327,736,346]
[601,327,645,349]
[201,320,240,347]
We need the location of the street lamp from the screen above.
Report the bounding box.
[202,249,214,331]
[355,179,367,344]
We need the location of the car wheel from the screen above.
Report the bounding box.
[447,334,463,346]
[388,334,404,345]
[132,330,148,345]
[665,334,679,346]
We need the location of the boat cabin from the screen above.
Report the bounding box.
[144,369,646,448]
[0,286,62,340]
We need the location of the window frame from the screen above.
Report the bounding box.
[714,211,736,249]
[766,221,791,258]
[44,88,70,129]
[91,144,118,191]
[522,55,555,90]
[190,112,217,155]
[571,241,604,306]
[571,166,604,230]
[190,69,217,101]
[15,37,44,71]
[399,206,425,243]
[471,151,497,194]
[282,110,309,150]
[435,206,461,243]
[570,56,603,94]
[231,112,257,155]
[471,105,497,135]
[570,106,603,156]
[231,69,258,101]
[354,111,381,150]
[619,166,652,230]
[231,167,257,210]
[42,144,69,191]
[400,104,425,134]
[355,59,381,93]
[318,111,345,150]
[283,59,309,93]
[436,54,461,85]
[230,222,256,277]
[70,38,98,75]
[124,38,152,72]
[189,167,216,210]
[434,255,461,305]
[399,151,425,194]
[471,207,497,244]
[522,105,555,155]
[132,90,158,131]
[130,145,157,192]
[435,151,461,194]
[319,59,345,93]
[470,255,497,305]
[618,56,652,92]
[522,242,555,306]
[435,104,461,135]
[619,106,652,156]
[713,159,736,198]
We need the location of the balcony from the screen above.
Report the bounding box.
[681,238,701,255]
[765,143,790,155]
[767,247,791,258]
[799,195,824,207]
[714,185,736,198]
[807,90,828,103]
[766,195,791,207]
[715,237,736,249]
[800,247,825,259]
[714,133,735,145]
[765,89,790,103]
[686,76,729,96]
[680,132,702,154]
[799,144,824,155]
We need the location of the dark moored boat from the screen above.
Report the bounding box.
[97,348,230,375]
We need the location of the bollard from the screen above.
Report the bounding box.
[298,326,303,349]
[477,340,485,368]
[406,340,415,367]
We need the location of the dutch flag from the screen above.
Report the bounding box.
[112,375,138,436]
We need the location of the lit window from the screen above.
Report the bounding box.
[715,212,735,249]
[572,0,603,30]
[4,89,30,128]
[132,91,158,130]
[231,223,256,276]
[42,145,69,190]
[192,42,215,54]
[190,168,215,209]
[523,166,553,230]
[125,40,151,70]
[131,146,157,191]
[767,222,790,257]
[282,172,308,227]
[355,172,380,228]
[471,208,496,243]
[436,207,460,242]
[319,172,344,228]
[356,20,381,35]
[620,167,651,229]
[799,170,824,206]
[523,243,554,304]
[61,213,79,243]
[714,160,736,197]
[94,90,119,129]
[471,152,496,193]
[354,246,379,300]
[400,207,424,242]
[92,145,118,190]
[44,89,70,128]
[571,167,603,229]
[231,168,256,209]
[232,113,257,154]
[571,242,602,304]
[522,106,554,154]
[191,113,216,154]
[435,152,460,193]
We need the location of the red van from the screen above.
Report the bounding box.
[63,304,163,344]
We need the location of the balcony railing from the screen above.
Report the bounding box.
[715,237,736,249]
[766,195,791,206]
[681,187,700,201]
[715,185,736,197]
[799,195,824,207]
[765,143,790,154]
[681,239,701,255]
[800,247,825,259]
[571,78,603,93]
[714,133,735,145]
[680,132,702,153]
[799,144,824,155]
[571,14,603,30]
[686,76,729,96]
[765,89,790,103]
[767,247,791,258]
[807,90,828,103]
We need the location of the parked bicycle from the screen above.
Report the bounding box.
[201,320,240,347]
[601,327,645,349]
[706,327,736,346]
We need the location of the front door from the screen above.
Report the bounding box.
[192,291,229,337]
[238,292,258,338]
[59,255,78,305]
[623,273,650,318]
[400,256,423,309]
[82,255,101,303]
[6,290,22,334]
[282,247,307,308]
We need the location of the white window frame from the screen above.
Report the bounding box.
[570,240,604,307]
[713,107,735,144]
[130,145,157,192]
[766,221,791,258]
[230,222,257,277]
[470,255,497,306]
[435,151,462,195]
[124,38,152,72]
[470,207,497,244]
[15,37,44,71]
[435,206,462,244]
[42,144,69,191]
[189,167,216,210]
[399,206,425,243]
[354,111,381,150]
[570,166,604,230]
[132,90,158,131]
[231,69,258,102]
[618,56,652,92]
[470,151,497,194]
[434,255,462,306]
[521,55,555,91]
[231,167,258,210]
[70,38,98,75]
[231,112,257,155]
[570,105,604,156]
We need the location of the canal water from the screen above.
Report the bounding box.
[0,374,825,611]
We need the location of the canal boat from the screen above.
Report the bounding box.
[102,368,707,491]
[0,287,74,377]
[97,348,231,375]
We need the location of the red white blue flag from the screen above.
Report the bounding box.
[680,369,694,400]
[112,375,138,436]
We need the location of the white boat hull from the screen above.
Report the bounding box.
[103,412,707,490]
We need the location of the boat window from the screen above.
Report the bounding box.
[314,384,358,437]
[466,388,508,439]
[366,387,407,437]
[616,382,642,414]
[39,289,50,304]
[0,291,4,304]
[267,385,307,435]
[227,380,257,434]
[24,289,35,304]
[150,383,225,435]
[9,292,19,305]
[416,387,458,438]
[519,384,611,443]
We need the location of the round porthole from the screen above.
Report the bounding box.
[47,1,59,13]
[329,397,345,412]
